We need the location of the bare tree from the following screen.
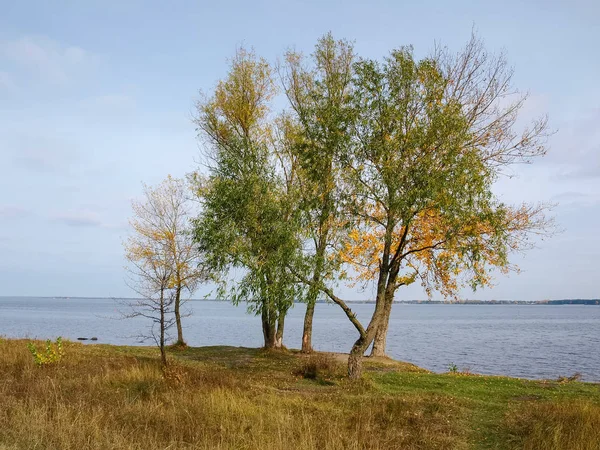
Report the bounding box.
[124,217,176,368]
[124,176,208,366]
[155,176,208,347]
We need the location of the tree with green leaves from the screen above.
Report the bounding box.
[279,33,355,352]
[293,34,552,378]
[193,49,304,349]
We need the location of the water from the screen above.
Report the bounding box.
[1,297,599,381]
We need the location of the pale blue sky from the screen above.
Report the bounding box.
[1,0,598,300]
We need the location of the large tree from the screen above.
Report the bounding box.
[365,35,553,357]
[294,35,552,378]
[193,49,303,349]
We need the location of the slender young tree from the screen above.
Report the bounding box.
[193,48,303,349]
[279,33,355,353]
[124,192,176,368]
[124,177,207,364]
[157,176,208,347]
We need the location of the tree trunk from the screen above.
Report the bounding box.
[347,298,386,379]
[275,312,285,349]
[348,247,395,378]
[371,261,401,357]
[302,216,328,353]
[261,302,277,348]
[301,293,316,353]
[348,339,368,379]
[174,285,185,346]
[371,295,392,357]
[159,289,167,368]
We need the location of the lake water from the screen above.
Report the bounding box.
[1,297,599,381]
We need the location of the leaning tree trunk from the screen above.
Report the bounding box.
[348,336,370,379]
[347,319,383,379]
[348,248,398,378]
[347,294,386,379]
[174,285,185,346]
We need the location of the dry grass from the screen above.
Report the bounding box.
[504,400,600,450]
[0,339,467,449]
[0,338,598,449]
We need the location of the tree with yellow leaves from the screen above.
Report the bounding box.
[292,33,553,378]
[124,176,208,366]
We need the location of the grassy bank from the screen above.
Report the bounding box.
[0,338,598,449]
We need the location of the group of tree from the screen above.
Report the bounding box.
[125,32,553,378]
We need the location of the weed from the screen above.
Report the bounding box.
[556,372,582,383]
[27,337,64,366]
[447,362,458,373]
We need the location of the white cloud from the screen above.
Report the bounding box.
[0,35,94,84]
[52,211,103,228]
[9,133,79,173]
[0,205,31,219]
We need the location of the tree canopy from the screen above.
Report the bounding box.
[191,33,553,377]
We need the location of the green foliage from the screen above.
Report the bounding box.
[27,337,64,366]
[191,33,552,369]
[281,34,356,306]
[193,48,304,345]
[447,362,459,373]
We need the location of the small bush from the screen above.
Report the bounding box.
[27,337,64,366]
[295,353,338,381]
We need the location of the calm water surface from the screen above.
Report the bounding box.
[1,297,598,381]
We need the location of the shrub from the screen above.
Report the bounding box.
[447,362,458,374]
[295,353,338,381]
[27,337,64,366]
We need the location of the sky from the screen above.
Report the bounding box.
[0,0,599,301]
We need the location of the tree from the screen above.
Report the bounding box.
[365,34,553,357]
[294,34,552,378]
[193,48,304,349]
[124,177,207,366]
[157,176,207,347]
[279,33,355,352]
[124,190,176,369]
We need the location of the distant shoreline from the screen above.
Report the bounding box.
[1,296,599,305]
